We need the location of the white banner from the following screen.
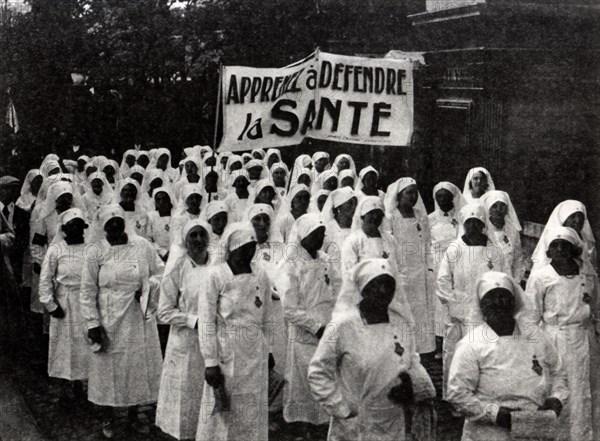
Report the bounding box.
[219,51,414,152]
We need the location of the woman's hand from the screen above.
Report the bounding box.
[205,366,224,388]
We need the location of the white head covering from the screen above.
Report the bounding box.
[164,218,212,281]
[338,169,356,187]
[202,201,228,222]
[332,154,357,174]
[471,271,525,322]
[183,145,202,159]
[292,167,313,187]
[39,181,84,220]
[249,179,281,208]
[136,150,150,167]
[150,186,175,210]
[228,169,251,193]
[177,157,202,182]
[120,149,138,173]
[480,190,521,232]
[270,162,289,186]
[312,151,330,165]
[266,148,282,164]
[251,148,266,160]
[278,184,311,219]
[50,207,87,245]
[199,146,213,158]
[148,147,175,174]
[63,160,78,175]
[462,167,495,201]
[224,226,256,258]
[244,159,266,179]
[317,169,338,190]
[309,189,331,213]
[126,164,146,180]
[245,203,281,242]
[88,203,136,243]
[335,258,414,324]
[384,177,426,218]
[103,160,120,182]
[86,171,114,206]
[288,212,326,248]
[531,225,586,270]
[354,166,379,191]
[351,196,385,231]
[141,169,165,196]
[176,183,203,215]
[321,187,357,224]
[290,154,313,185]
[112,177,143,210]
[40,160,61,178]
[432,181,466,214]
[16,169,42,210]
[458,203,488,237]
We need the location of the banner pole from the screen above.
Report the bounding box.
[209,63,223,203]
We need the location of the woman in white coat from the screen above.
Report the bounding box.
[277,214,340,432]
[156,219,212,440]
[480,190,524,281]
[112,178,150,239]
[524,226,599,441]
[196,226,274,441]
[436,203,509,399]
[82,171,114,218]
[275,184,311,243]
[448,271,568,441]
[384,178,436,354]
[321,187,358,273]
[428,182,465,349]
[462,166,495,203]
[80,204,164,439]
[38,208,90,401]
[309,258,433,441]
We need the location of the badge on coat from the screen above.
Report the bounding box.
[263,252,271,262]
[487,260,494,270]
[532,355,543,376]
[136,220,142,230]
[254,296,263,308]
[416,223,422,232]
[324,273,330,285]
[164,224,170,232]
[451,218,458,227]
[503,235,510,244]
[382,251,389,259]
[394,341,404,357]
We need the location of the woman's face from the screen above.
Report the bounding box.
[300,226,326,252]
[220,156,229,169]
[120,184,138,204]
[488,201,508,226]
[55,193,73,212]
[185,226,209,255]
[137,155,150,168]
[362,209,384,229]
[186,194,202,214]
[157,153,169,171]
[256,186,276,205]
[48,167,60,176]
[361,274,396,309]
[434,188,454,213]
[230,161,242,172]
[470,171,488,193]
[252,152,263,160]
[62,217,88,240]
[337,157,350,171]
[125,155,136,168]
[323,177,338,191]
[248,166,263,180]
[103,165,116,180]
[291,191,310,214]
[30,175,43,196]
[104,217,125,239]
[480,288,515,330]
[563,212,585,234]
[130,172,143,185]
[230,241,258,264]
[251,213,270,243]
[362,171,378,189]
[267,154,279,169]
[149,178,163,192]
[91,178,104,196]
[272,169,286,186]
[243,156,252,164]
[547,239,580,262]
[298,174,311,187]
[317,195,328,212]
[208,212,228,236]
[336,197,358,219]
[397,184,418,209]
[340,177,354,188]
[154,191,172,212]
[85,166,97,177]
[464,218,485,236]
[185,161,198,176]
[233,177,250,191]
[314,158,329,173]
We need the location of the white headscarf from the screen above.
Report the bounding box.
[290,154,313,184]
[120,149,139,175]
[222,225,256,260]
[532,201,595,273]
[354,165,379,191]
[150,186,175,211]
[249,178,282,209]
[462,167,495,201]
[141,168,165,196]
[126,164,146,180]
[457,203,488,237]
[338,169,356,187]
[176,183,203,215]
[480,190,521,232]
[432,181,466,214]
[245,203,281,242]
[86,171,114,206]
[266,148,282,165]
[103,160,120,183]
[39,181,85,220]
[312,151,330,165]
[316,169,338,191]
[148,147,176,174]
[16,169,42,211]
[88,203,136,243]
[50,207,88,245]
[201,201,228,222]
[277,184,311,220]
[332,154,357,174]
[40,160,61,178]
[384,177,427,219]
[183,145,202,159]
[244,159,266,180]
[112,178,144,210]
[251,148,266,160]
[351,195,385,231]
[321,187,357,224]
[309,189,331,213]
[288,212,326,247]
[471,271,525,323]
[270,162,290,188]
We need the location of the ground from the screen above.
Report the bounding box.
[1,318,464,441]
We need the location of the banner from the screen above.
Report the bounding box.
[219,51,414,152]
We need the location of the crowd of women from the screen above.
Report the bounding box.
[0,144,597,441]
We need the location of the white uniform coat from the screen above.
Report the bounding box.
[223,193,249,223]
[38,241,89,380]
[196,263,272,441]
[436,237,509,397]
[488,224,524,281]
[80,236,164,406]
[340,230,398,279]
[308,308,418,441]
[448,323,569,441]
[323,220,351,275]
[147,211,172,258]
[387,210,436,353]
[277,249,339,424]
[524,264,600,441]
[156,256,207,439]
[123,209,149,239]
